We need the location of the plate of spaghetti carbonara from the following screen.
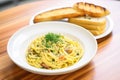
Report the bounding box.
[7,21,97,75]
[26,33,84,69]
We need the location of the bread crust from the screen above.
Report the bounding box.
[73,2,110,17]
[33,7,84,23]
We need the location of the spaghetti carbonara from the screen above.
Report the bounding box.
[26,33,84,69]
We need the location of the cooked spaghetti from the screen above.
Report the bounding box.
[26,33,84,69]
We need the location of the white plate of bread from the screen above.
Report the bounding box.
[30,2,113,39]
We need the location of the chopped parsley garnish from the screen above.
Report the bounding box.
[45,33,61,43]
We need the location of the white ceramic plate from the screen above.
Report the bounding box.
[7,21,97,75]
[29,7,113,39]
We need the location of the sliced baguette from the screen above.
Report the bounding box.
[73,2,110,17]
[69,16,106,26]
[76,24,106,30]
[34,7,84,23]
[68,16,106,35]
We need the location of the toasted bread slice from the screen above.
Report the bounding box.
[78,24,105,30]
[68,16,106,35]
[73,2,110,17]
[74,23,106,30]
[33,7,84,23]
[69,16,106,26]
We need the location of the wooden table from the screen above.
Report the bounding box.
[0,0,120,80]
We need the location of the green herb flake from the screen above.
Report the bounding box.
[45,33,61,43]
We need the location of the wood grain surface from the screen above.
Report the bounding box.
[0,0,120,80]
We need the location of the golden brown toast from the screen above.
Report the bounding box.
[69,16,106,26]
[73,2,110,17]
[76,24,106,30]
[33,7,84,23]
[68,16,106,35]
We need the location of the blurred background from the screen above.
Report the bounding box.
[0,0,118,11]
[0,0,39,11]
